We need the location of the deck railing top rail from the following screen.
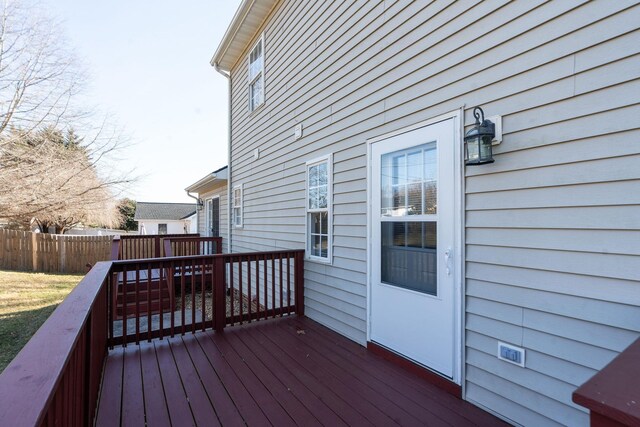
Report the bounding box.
[573,337,640,426]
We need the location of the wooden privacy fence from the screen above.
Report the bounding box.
[0,229,112,274]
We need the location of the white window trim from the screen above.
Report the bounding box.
[232,184,243,228]
[247,33,265,113]
[305,154,333,264]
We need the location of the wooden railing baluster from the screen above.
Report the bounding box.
[135,269,140,344]
[230,255,235,325]
[180,259,186,335]
[122,266,128,347]
[201,258,206,332]
[169,262,175,338]
[158,264,164,340]
[191,257,196,334]
[239,256,244,324]
[287,253,291,315]
[248,256,252,322]
[279,254,284,317]
[146,263,152,342]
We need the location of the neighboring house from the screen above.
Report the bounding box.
[184,212,198,234]
[211,2,640,426]
[185,166,229,252]
[134,202,196,235]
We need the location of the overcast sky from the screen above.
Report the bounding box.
[42,1,242,203]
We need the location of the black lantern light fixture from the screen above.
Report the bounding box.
[464,106,496,165]
[197,198,204,211]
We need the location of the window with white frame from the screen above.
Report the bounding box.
[158,223,167,235]
[232,185,243,228]
[306,155,332,261]
[248,36,264,112]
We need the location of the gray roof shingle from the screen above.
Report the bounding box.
[134,202,196,221]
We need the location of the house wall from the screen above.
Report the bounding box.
[226,1,640,425]
[197,182,229,253]
[138,220,188,235]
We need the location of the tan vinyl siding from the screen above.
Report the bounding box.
[226,0,640,425]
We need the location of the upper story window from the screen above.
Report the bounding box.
[233,185,243,228]
[248,35,264,112]
[306,155,332,262]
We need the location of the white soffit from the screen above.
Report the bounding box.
[211,0,278,72]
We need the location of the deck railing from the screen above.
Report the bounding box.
[163,236,222,257]
[0,262,112,427]
[0,249,304,426]
[572,337,640,426]
[112,233,200,260]
[110,250,305,347]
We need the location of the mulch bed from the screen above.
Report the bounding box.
[178,288,263,321]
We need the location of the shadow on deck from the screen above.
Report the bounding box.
[96,316,506,427]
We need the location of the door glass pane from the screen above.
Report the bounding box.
[424,147,437,214]
[381,142,436,216]
[381,221,437,295]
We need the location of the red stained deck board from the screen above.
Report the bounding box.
[138,341,170,427]
[232,326,349,427]
[262,319,425,426]
[95,347,124,427]
[220,328,323,427]
[166,336,221,427]
[153,339,195,425]
[204,331,297,427]
[192,331,269,426]
[275,320,452,427]
[241,325,367,426]
[121,346,145,427]
[251,320,395,427]
[98,316,508,427]
[291,316,506,427]
[287,318,480,427]
[180,335,245,427]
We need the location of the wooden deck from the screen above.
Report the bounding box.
[96,316,506,426]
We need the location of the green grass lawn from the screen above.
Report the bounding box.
[0,270,82,373]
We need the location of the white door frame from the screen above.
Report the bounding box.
[366,108,464,386]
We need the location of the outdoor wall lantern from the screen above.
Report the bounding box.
[197,198,204,211]
[464,106,495,165]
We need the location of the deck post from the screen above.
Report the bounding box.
[163,238,173,257]
[155,237,161,258]
[110,239,120,261]
[295,251,305,316]
[214,256,226,332]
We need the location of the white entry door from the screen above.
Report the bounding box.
[370,118,458,379]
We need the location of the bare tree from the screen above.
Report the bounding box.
[0,1,136,232]
[0,0,84,139]
[1,126,132,233]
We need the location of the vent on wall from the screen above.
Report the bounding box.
[498,342,525,367]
